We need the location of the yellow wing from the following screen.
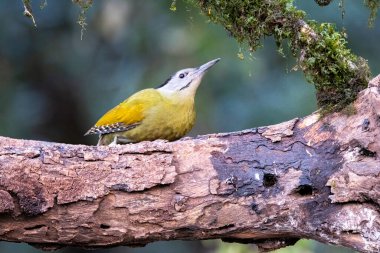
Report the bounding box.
[85,89,163,135]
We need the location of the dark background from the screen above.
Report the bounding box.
[0,1,378,252]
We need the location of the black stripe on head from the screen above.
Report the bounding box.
[156,76,172,88]
[179,80,192,91]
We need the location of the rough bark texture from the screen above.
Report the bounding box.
[0,76,379,252]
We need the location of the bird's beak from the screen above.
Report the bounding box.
[195,58,221,76]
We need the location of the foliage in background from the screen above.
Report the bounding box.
[207,239,357,253]
[20,0,378,111]
[22,0,93,38]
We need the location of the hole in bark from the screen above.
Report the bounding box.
[24,224,45,230]
[175,225,199,232]
[251,203,261,214]
[111,183,130,192]
[100,224,111,229]
[225,175,238,186]
[217,224,235,230]
[294,184,313,196]
[263,173,277,187]
[359,147,376,157]
[362,118,370,131]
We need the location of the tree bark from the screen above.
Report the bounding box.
[0,75,379,252]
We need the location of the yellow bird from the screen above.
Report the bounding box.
[85,58,220,145]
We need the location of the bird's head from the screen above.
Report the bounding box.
[157,58,220,96]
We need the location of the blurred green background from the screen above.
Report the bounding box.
[0,0,378,252]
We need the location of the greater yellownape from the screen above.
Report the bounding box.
[85,58,220,145]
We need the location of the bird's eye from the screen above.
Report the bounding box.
[179,73,187,79]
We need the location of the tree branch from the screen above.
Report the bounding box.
[0,75,379,252]
[190,0,371,112]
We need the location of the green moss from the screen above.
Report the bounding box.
[341,103,357,116]
[189,0,371,113]
[72,0,93,39]
[296,22,370,111]
[364,0,380,27]
[192,0,304,52]
[170,0,177,11]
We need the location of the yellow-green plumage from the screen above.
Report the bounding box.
[96,89,195,145]
[85,58,220,146]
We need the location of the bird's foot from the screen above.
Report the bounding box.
[109,136,132,146]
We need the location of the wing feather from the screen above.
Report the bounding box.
[85,89,162,135]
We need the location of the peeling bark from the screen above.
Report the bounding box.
[0,76,379,252]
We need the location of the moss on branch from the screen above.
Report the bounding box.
[191,0,372,112]
[20,0,93,38]
[72,0,93,39]
[364,0,380,27]
[296,21,371,110]
[22,0,37,27]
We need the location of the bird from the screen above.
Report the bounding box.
[85,58,220,145]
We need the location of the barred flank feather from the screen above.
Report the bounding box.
[84,122,140,136]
